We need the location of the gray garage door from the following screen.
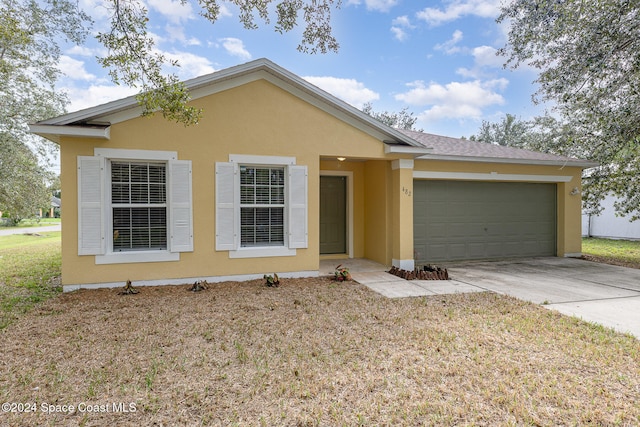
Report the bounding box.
[414,181,556,263]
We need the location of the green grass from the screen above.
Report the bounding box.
[582,237,640,269]
[0,217,61,229]
[0,232,62,329]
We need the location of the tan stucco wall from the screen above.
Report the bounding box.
[59,79,388,286]
[362,160,392,266]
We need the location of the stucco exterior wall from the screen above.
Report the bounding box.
[59,79,388,286]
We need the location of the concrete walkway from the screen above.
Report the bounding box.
[320,257,640,338]
[320,258,486,298]
[0,224,61,236]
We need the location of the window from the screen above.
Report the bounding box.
[240,166,285,247]
[77,149,193,264]
[111,161,167,252]
[215,156,308,257]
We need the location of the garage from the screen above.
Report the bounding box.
[414,180,556,263]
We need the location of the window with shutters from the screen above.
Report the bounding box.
[215,155,308,258]
[110,161,167,251]
[77,148,193,264]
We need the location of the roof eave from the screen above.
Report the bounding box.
[416,153,599,168]
[29,124,111,143]
[384,143,433,156]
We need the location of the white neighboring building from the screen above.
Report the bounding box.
[582,194,640,240]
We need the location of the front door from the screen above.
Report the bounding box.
[320,175,346,254]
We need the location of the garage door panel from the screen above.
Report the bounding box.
[414,180,556,262]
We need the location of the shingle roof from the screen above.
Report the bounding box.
[397,128,596,167]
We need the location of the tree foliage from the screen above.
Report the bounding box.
[361,103,423,131]
[0,134,50,221]
[469,114,530,147]
[0,0,90,220]
[97,0,341,125]
[498,0,640,219]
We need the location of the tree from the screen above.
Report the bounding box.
[0,135,50,223]
[97,0,341,125]
[362,103,423,131]
[498,0,640,219]
[0,0,90,221]
[469,114,530,147]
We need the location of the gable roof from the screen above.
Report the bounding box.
[396,129,597,168]
[29,58,424,148]
[29,58,595,168]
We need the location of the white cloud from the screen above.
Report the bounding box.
[147,0,194,23]
[391,27,408,41]
[455,45,504,78]
[434,30,464,54]
[416,0,502,26]
[65,45,99,57]
[391,15,415,41]
[303,76,379,108]
[472,45,503,67]
[219,37,252,60]
[165,24,202,46]
[395,78,508,121]
[58,56,96,81]
[63,84,139,112]
[348,0,398,12]
[160,50,216,78]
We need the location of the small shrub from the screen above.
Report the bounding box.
[263,273,280,287]
[333,264,352,282]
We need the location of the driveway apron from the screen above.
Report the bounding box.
[448,257,640,338]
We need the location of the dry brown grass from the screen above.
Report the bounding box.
[1,277,638,426]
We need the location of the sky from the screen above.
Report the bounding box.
[56,0,545,140]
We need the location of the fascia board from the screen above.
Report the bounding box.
[28,124,111,141]
[384,144,432,155]
[416,153,599,168]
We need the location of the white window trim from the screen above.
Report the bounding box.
[94,148,180,265]
[226,154,299,258]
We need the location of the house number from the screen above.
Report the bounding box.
[402,186,412,196]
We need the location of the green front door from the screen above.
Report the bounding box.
[320,175,346,254]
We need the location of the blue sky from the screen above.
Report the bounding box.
[57,0,544,139]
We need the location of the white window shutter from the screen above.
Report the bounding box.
[215,162,237,250]
[77,156,105,255]
[288,165,308,249]
[169,160,193,252]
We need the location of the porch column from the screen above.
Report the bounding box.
[391,159,414,270]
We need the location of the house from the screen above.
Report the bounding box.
[30,59,596,292]
[582,195,640,240]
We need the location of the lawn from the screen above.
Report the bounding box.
[0,235,638,425]
[0,278,638,426]
[0,232,62,329]
[582,237,640,269]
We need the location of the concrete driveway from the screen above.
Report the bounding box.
[447,257,640,338]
